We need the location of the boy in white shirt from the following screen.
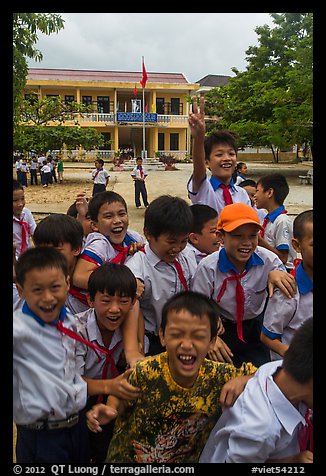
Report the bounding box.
[13,179,36,260]
[91,159,110,196]
[200,318,313,463]
[131,157,149,208]
[186,204,220,265]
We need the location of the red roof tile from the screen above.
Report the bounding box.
[27,68,190,84]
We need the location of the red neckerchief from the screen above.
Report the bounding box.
[172,258,189,291]
[111,245,130,265]
[96,340,121,403]
[137,165,144,178]
[260,209,287,238]
[92,168,103,181]
[298,408,313,452]
[13,216,30,254]
[216,270,248,342]
[219,184,233,205]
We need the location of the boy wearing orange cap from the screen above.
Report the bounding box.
[191,203,296,368]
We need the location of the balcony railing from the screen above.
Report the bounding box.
[75,113,188,125]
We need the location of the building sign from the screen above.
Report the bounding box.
[116,112,157,123]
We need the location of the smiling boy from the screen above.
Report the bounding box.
[86,291,256,463]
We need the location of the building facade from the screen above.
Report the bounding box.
[25,68,199,160]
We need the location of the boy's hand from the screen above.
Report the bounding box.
[219,375,250,411]
[188,96,205,139]
[208,336,233,364]
[268,270,296,298]
[128,242,144,256]
[75,192,89,218]
[109,368,141,400]
[136,278,145,299]
[86,404,118,433]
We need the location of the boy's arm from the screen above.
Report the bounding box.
[260,331,288,358]
[83,368,141,400]
[72,257,97,289]
[122,300,146,367]
[86,397,122,433]
[268,269,296,298]
[219,363,257,410]
[258,235,289,264]
[188,96,207,191]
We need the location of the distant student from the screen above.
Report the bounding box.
[261,210,313,360]
[29,155,38,185]
[187,96,251,214]
[200,318,313,463]
[255,173,296,271]
[19,157,29,187]
[57,154,64,182]
[234,161,248,185]
[13,179,36,260]
[186,204,220,265]
[75,263,142,463]
[131,157,149,208]
[86,291,257,463]
[125,195,197,355]
[40,159,52,187]
[191,203,297,368]
[91,159,110,196]
[14,247,89,463]
[238,179,267,223]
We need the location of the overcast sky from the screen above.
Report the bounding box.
[27,13,276,83]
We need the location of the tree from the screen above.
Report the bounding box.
[204,13,313,162]
[13,13,64,131]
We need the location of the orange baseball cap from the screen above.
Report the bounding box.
[217,203,264,232]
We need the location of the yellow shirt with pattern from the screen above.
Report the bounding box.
[107,352,256,463]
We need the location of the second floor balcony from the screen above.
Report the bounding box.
[78,113,189,126]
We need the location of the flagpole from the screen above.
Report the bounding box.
[142,57,146,159]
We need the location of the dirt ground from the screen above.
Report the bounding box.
[16,162,313,235]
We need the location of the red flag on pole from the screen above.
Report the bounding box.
[133,84,137,96]
[140,57,148,88]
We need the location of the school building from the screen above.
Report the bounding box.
[24,68,200,160]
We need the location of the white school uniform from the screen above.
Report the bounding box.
[191,246,286,322]
[91,168,110,184]
[125,243,197,335]
[261,261,313,360]
[185,241,209,266]
[187,174,251,214]
[75,308,124,379]
[13,304,87,425]
[254,205,267,224]
[261,206,297,270]
[131,165,148,179]
[13,207,37,259]
[199,360,310,463]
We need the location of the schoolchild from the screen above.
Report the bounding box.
[40,160,52,187]
[57,154,64,182]
[19,157,29,187]
[234,161,248,185]
[14,155,22,183]
[261,210,313,360]
[86,291,257,463]
[191,202,297,368]
[91,159,110,196]
[186,204,219,265]
[254,173,296,271]
[13,247,90,463]
[131,157,149,208]
[75,262,142,462]
[125,195,197,355]
[46,156,54,184]
[29,155,38,185]
[200,318,313,463]
[238,178,266,223]
[187,96,251,214]
[13,179,36,260]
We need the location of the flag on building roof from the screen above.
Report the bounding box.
[133,84,137,96]
[140,57,148,88]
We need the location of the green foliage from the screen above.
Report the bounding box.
[205,13,313,162]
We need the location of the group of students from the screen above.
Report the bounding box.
[14,152,64,188]
[13,96,313,464]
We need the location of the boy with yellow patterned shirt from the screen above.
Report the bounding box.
[87,291,256,463]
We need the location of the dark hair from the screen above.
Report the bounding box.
[204,130,238,161]
[96,159,104,166]
[236,162,246,171]
[239,179,257,188]
[161,291,219,339]
[144,195,193,238]
[33,214,84,250]
[87,262,137,301]
[66,199,90,220]
[13,179,23,192]
[15,246,69,287]
[190,204,218,234]
[293,210,313,240]
[257,173,289,206]
[282,318,313,384]
[88,191,127,222]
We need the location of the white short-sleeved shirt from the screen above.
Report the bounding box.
[262,262,313,360]
[91,168,110,184]
[187,174,251,214]
[13,207,37,259]
[185,241,209,266]
[191,246,286,322]
[262,206,297,269]
[254,205,267,224]
[13,303,87,425]
[125,243,197,335]
[13,283,24,312]
[41,164,51,174]
[199,360,309,463]
[75,308,123,379]
[131,166,148,179]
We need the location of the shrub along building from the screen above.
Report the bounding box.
[24,68,199,161]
